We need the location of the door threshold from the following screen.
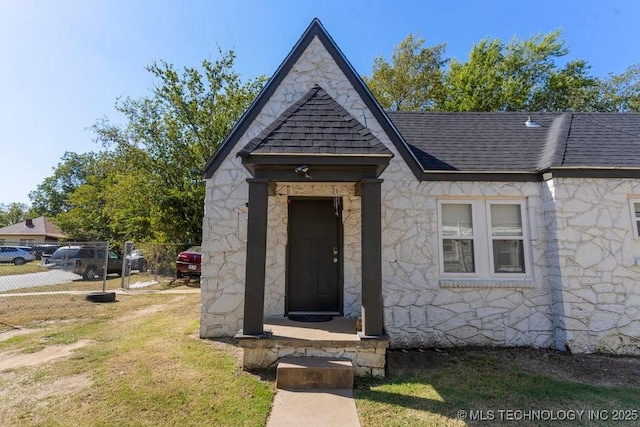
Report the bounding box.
[287,311,341,316]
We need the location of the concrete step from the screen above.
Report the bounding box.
[276,357,354,390]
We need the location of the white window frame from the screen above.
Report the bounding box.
[438,201,477,276]
[629,198,640,239]
[438,199,531,279]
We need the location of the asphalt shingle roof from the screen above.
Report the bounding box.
[387,111,640,172]
[238,85,392,157]
[0,216,65,239]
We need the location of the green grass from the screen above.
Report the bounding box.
[355,352,640,426]
[0,293,274,426]
[3,291,639,426]
[0,261,48,276]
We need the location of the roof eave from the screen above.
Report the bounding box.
[544,167,640,179]
[420,170,542,182]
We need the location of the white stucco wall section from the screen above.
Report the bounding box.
[546,177,640,354]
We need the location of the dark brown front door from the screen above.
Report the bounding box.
[287,198,341,314]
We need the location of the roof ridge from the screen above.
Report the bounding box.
[203,18,416,178]
[539,113,572,170]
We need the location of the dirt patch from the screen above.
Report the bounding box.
[0,371,91,419]
[387,347,640,389]
[0,339,91,371]
[118,296,185,322]
[0,328,40,342]
[118,304,167,322]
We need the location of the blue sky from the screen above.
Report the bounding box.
[1,0,639,206]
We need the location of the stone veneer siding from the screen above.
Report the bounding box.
[200,36,375,338]
[200,34,640,355]
[238,337,388,377]
[545,177,640,355]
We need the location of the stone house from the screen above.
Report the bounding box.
[200,19,640,371]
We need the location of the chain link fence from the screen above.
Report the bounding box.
[0,241,200,333]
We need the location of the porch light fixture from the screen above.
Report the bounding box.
[524,116,541,128]
[294,165,311,179]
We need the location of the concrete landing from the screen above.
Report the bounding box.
[266,389,361,427]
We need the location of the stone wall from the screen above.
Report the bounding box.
[239,338,388,377]
[546,177,640,354]
[378,175,555,349]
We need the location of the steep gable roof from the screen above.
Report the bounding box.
[203,18,415,178]
[238,85,392,157]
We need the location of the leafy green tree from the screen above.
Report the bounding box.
[29,152,100,216]
[366,30,638,113]
[442,30,600,111]
[596,64,640,112]
[91,49,266,244]
[363,34,447,111]
[0,203,29,227]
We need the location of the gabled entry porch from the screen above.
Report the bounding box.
[234,86,392,376]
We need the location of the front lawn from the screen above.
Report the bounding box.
[355,348,640,426]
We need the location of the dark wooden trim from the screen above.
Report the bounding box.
[242,154,391,179]
[242,178,270,335]
[419,171,542,182]
[359,178,384,336]
[544,168,640,179]
[254,167,380,182]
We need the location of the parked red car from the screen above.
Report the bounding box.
[176,245,202,278]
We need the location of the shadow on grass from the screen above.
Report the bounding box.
[354,349,640,426]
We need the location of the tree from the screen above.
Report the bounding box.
[0,202,29,228]
[90,49,266,244]
[442,30,600,111]
[29,152,101,217]
[366,30,639,113]
[362,34,447,111]
[596,64,640,112]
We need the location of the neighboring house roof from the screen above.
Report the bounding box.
[0,217,66,240]
[388,112,640,177]
[238,85,392,157]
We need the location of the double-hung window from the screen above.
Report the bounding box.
[438,200,529,277]
[629,198,640,239]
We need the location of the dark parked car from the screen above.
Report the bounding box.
[31,244,61,260]
[45,245,123,280]
[176,245,202,278]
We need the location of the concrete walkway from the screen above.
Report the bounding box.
[267,389,361,427]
